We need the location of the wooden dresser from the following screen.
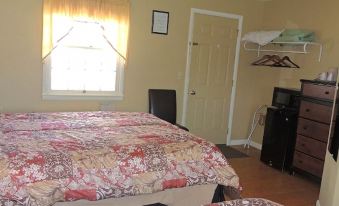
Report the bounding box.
[293,79,336,179]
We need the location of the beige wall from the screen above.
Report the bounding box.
[320,153,339,206]
[232,51,281,144]
[333,165,339,205]
[262,0,339,88]
[0,0,99,112]
[0,0,271,143]
[262,1,339,205]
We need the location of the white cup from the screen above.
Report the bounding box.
[319,72,327,81]
[327,73,333,81]
[328,68,338,81]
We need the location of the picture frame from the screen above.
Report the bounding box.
[152,10,169,35]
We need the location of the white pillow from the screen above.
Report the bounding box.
[242,30,284,46]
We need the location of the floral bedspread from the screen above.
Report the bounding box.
[0,111,239,206]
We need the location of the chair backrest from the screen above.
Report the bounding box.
[148,89,176,124]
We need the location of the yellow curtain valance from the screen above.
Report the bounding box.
[42,0,130,59]
[44,0,129,21]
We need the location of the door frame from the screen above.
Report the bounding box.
[181,8,243,145]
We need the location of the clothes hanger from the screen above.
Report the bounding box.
[253,55,285,67]
[265,55,286,67]
[252,55,299,68]
[251,55,273,65]
[280,56,300,68]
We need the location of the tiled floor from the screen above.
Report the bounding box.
[228,146,320,206]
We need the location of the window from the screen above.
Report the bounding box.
[42,0,129,100]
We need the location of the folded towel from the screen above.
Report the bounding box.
[242,30,283,46]
[272,29,315,42]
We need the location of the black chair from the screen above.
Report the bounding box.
[148,89,189,131]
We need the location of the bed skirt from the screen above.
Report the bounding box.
[55,184,218,206]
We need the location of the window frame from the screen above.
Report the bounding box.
[42,54,125,101]
[42,21,125,101]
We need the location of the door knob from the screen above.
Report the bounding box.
[189,90,196,95]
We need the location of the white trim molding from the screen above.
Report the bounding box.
[230,138,262,150]
[316,200,320,206]
[42,43,125,101]
[181,8,243,146]
[229,139,247,146]
[250,141,263,150]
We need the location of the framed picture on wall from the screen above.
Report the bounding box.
[152,10,169,35]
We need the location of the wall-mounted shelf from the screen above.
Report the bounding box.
[243,41,323,62]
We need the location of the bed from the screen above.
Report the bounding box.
[0,111,240,206]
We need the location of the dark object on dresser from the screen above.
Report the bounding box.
[260,87,301,172]
[148,89,189,131]
[292,79,337,179]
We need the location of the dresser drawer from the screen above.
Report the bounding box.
[297,118,330,142]
[299,101,332,124]
[302,83,335,101]
[295,135,327,160]
[293,151,324,177]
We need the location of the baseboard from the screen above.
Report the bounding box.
[316,200,320,206]
[229,139,247,146]
[250,141,262,150]
[229,138,262,150]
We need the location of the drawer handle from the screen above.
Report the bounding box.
[303,126,308,130]
[325,91,330,95]
[298,160,303,164]
[301,143,306,147]
[305,109,310,112]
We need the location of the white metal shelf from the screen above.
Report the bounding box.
[243,41,323,62]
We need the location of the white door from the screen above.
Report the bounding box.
[186,13,238,144]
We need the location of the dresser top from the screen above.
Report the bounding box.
[301,79,337,86]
